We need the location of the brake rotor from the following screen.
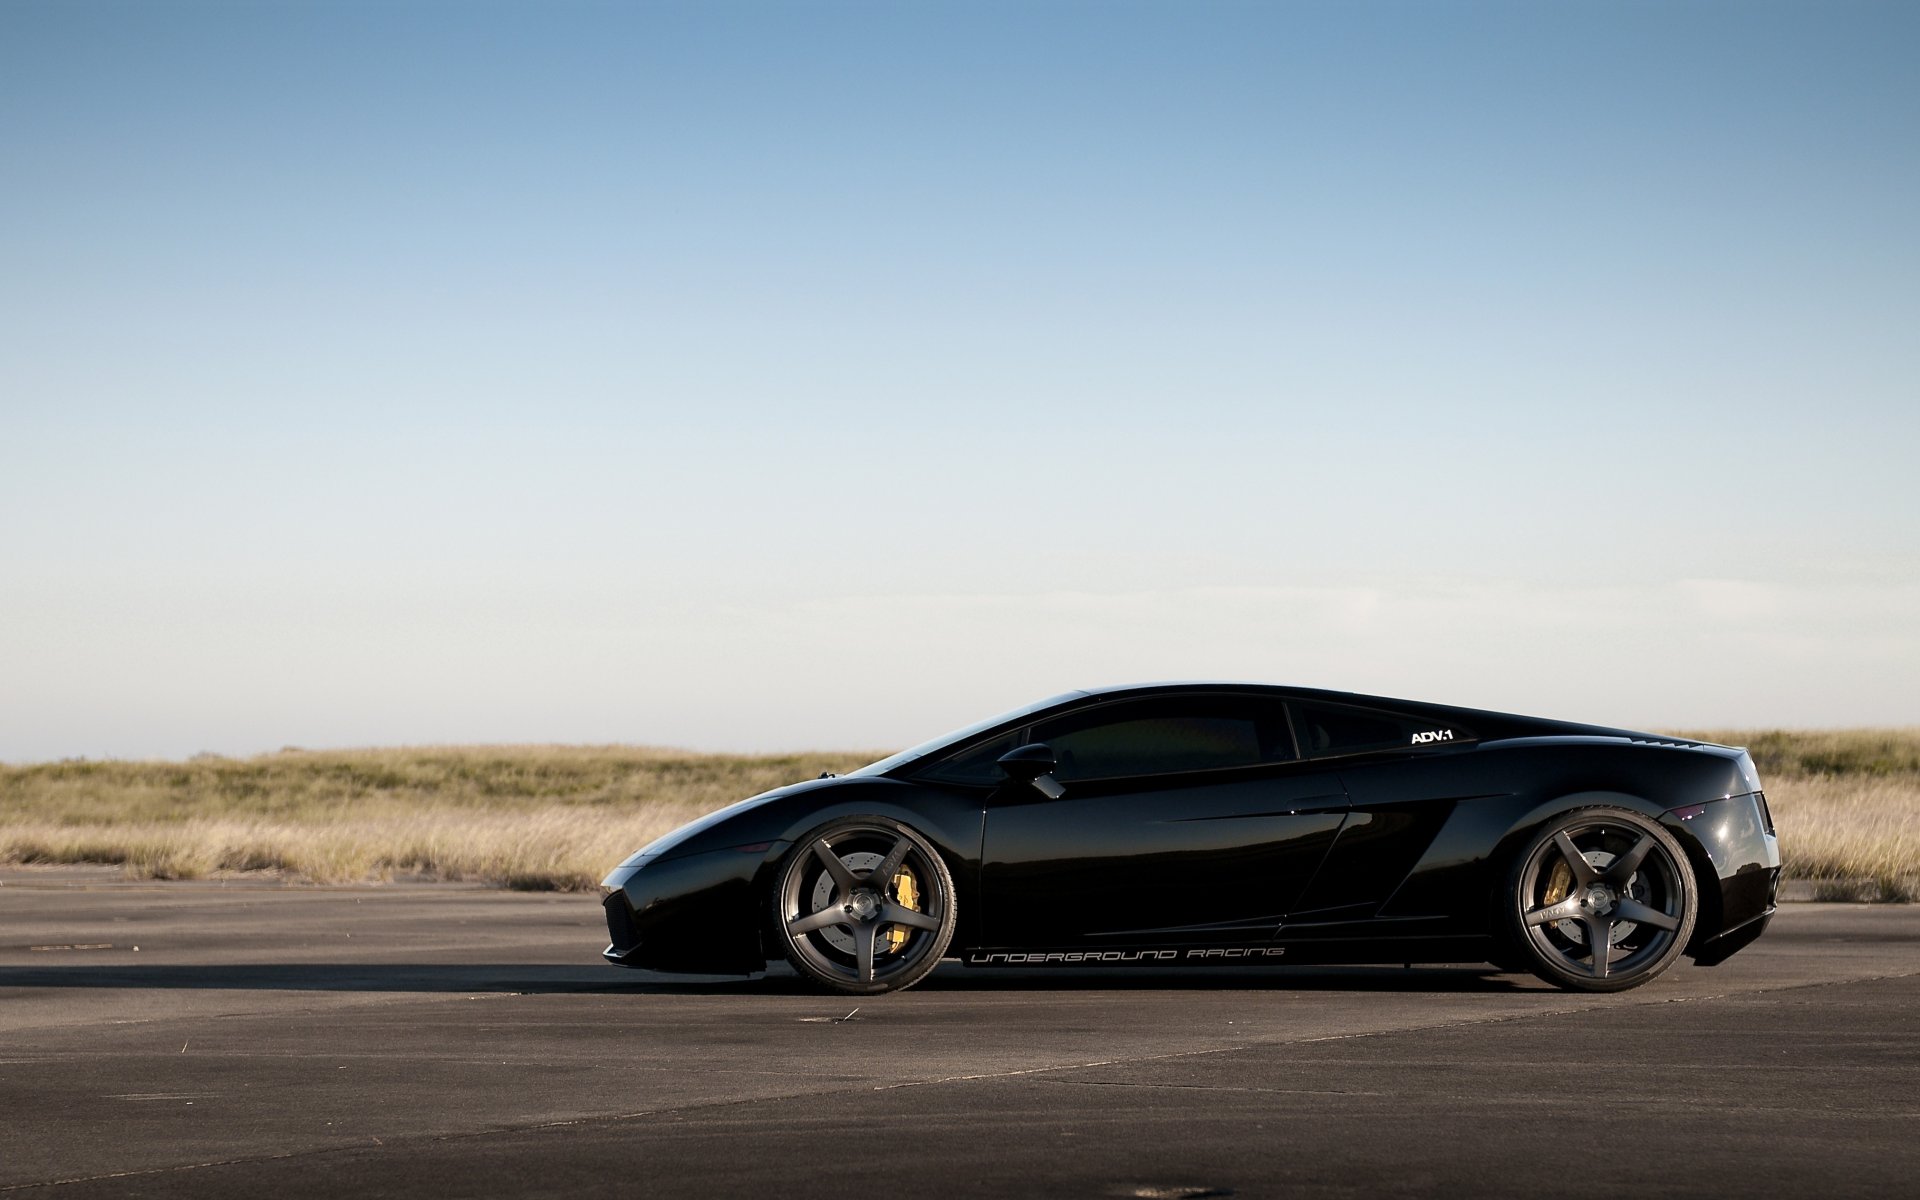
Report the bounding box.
[806,852,922,955]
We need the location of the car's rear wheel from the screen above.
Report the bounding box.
[774,818,956,995]
[1505,807,1697,993]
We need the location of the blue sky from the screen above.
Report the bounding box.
[3,1,1916,759]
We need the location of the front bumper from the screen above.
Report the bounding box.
[600,847,778,975]
[603,888,646,966]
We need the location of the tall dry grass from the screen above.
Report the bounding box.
[4,732,1915,893]
[1679,727,1920,779]
[0,746,877,890]
[1677,728,1920,901]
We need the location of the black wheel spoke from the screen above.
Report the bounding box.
[811,839,858,892]
[1523,896,1584,927]
[871,834,911,884]
[787,907,848,936]
[1614,897,1680,931]
[879,901,940,932]
[1604,833,1655,886]
[1583,916,1612,977]
[1553,832,1598,886]
[853,921,877,984]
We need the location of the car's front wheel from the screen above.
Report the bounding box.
[773,818,956,995]
[1505,807,1698,993]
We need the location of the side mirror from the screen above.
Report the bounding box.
[997,743,1065,799]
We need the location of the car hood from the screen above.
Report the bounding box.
[615,774,847,866]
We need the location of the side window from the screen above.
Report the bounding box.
[1292,702,1468,757]
[1031,697,1295,782]
[912,730,1026,786]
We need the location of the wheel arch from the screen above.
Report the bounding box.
[1481,790,1697,947]
[1492,790,1725,954]
[751,806,981,966]
[1487,790,1670,877]
[1662,819,1726,956]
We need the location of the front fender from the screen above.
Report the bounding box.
[603,777,988,972]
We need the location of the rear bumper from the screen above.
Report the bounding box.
[1691,904,1775,967]
[1668,791,1781,966]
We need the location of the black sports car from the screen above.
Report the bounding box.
[601,684,1780,994]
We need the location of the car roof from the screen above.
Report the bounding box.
[1067,681,1655,741]
[1076,681,1409,707]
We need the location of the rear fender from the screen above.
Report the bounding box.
[1473,791,1675,945]
[1482,792,1735,954]
[1485,791,1670,873]
[1662,819,1725,956]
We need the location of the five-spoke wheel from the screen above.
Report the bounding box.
[774,819,956,994]
[1505,808,1697,993]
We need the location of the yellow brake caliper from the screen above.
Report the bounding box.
[887,867,920,953]
[1544,860,1572,907]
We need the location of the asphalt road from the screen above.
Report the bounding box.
[3,867,1916,1198]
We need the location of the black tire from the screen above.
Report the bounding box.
[773,817,956,995]
[1504,806,1698,993]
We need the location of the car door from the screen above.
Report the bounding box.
[1281,699,1490,923]
[978,693,1350,947]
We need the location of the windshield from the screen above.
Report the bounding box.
[845,691,1088,777]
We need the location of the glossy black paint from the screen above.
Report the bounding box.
[601,683,1781,977]
[604,775,990,969]
[979,765,1347,943]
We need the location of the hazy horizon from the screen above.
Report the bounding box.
[4,1,1916,761]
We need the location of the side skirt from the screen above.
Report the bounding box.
[957,935,1498,969]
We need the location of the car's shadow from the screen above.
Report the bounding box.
[0,960,1542,995]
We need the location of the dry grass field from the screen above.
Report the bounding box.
[1676,728,1920,901]
[2,730,1915,895]
[0,746,877,891]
